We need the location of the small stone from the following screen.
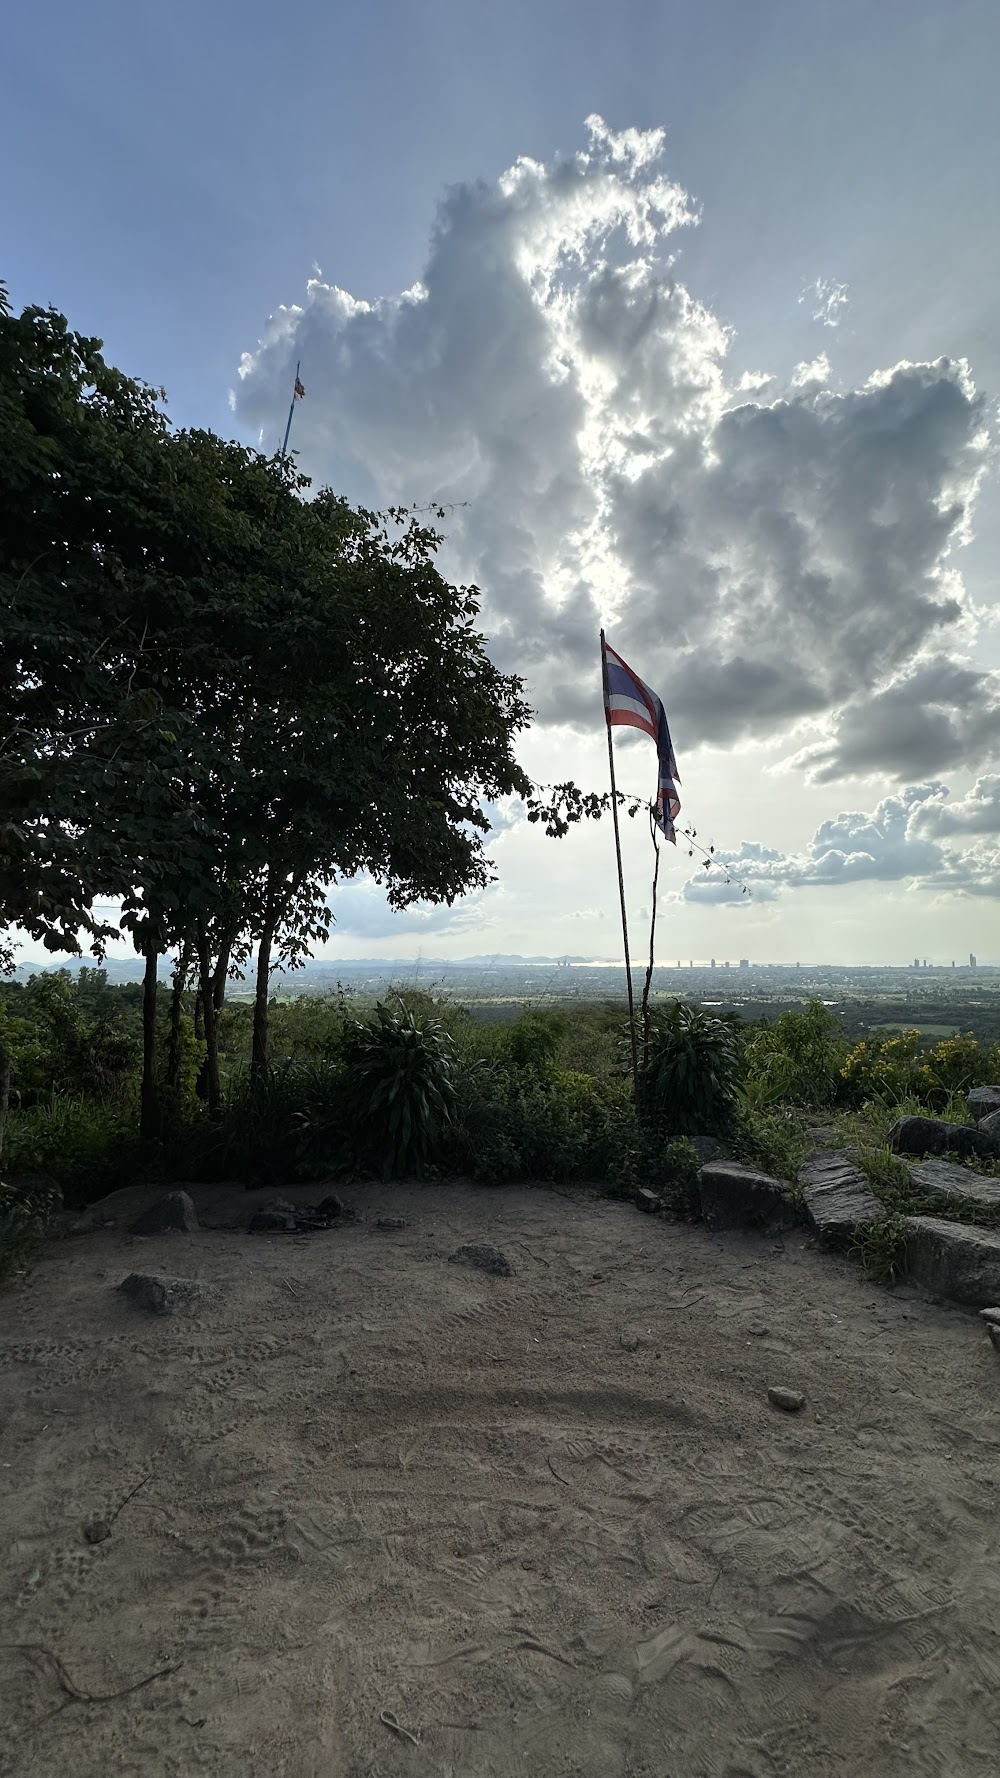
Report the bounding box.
[315,1194,346,1220]
[375,1215,407,1231]
[748,1323,770,1338]
[83,1517,112,1545]
[118,1272,213,1316]
[620,1330,640,1352]
[979,1306,1000,1325]
[767,1386,806,1413]
[448,1243,513,1278]
[132,1190,199,1235]
[635,1188,661,1214]
[248,1209,296,1233]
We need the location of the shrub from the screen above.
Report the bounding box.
[658,1135,702,1216]
[638,1002,740,1136]
[339,1000,457,1178]
[506,1009,567,1076]
[742,1000,848,1108]
[853,1212,910,1285]
[730,1106,809,1183]
[0,1173,61,1282]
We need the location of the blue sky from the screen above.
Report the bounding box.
[6,0,1000,963]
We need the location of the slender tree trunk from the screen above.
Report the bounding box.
[212,939,231,1014]
[166,947,190,1091]
[0,1036,10,1172]
[140,943,160,1146]
[250,902,278,1094]
[196,929,222,1117]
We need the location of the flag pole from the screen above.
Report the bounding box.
[601,629,639,1094]
[640,807,661,1072]
[279,359,301,460]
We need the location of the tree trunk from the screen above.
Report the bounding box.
[140,943,160,1146]
[250,907,278,1093]
[166,947,189,1091]
[212,939,231,1014]
[196,930,222,1117]
[0,1036,10,1172]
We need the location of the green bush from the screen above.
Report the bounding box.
[730,1106,809,1183]
[339,1000,457,1178]
[638,1002,740,1136]
[742,1000,848,1108]
[1,1096,138,1204]
[658,1135,702,1216]
[505,1008,567,1076]
[0,1173,61,1281]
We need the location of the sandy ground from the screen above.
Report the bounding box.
[1,1179,999,1778]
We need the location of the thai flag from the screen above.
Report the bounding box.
[603,640,681,843]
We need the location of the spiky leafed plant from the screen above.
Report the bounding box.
[342,1000,457,1178]
[637,1001,740,1136]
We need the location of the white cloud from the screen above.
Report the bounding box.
[800,277,850,328]
[692,782,1000,902]
[235,119,993,787]
[791,352,832,387]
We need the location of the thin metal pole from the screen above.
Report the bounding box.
[601,629,639,1093]
[640,808,660,1071]
[279,359,300,459]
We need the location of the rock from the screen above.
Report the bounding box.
[619,1329,640,1352]
[979,1306,1000,1325]
[799,1152,881,1245]
[131,1190,199,1235]
[247,1201,295,1230]
[909,1159,1000,1213]
[888,1115,998,1162]
[375,1215,407,1231]
[905,1216,1000,1307]
[635,1188,662,1214]
[448,1242,513,1278]
[968,1086,1000,1120]
[698,1162,803,1234]
[315,1194,347,1221]
[978,1108,1000,1142]
[118,1272,213,1315]
[747,1323,770,1338]
[767,1386,805,1412]
[987,1324,1000,1353]
[688,1134,727,1165]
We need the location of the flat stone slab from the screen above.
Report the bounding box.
[118,1272,214,1316]
[909,1159,1000,1212]
[968,1086,1000,1120]
[698,1162,802,1234]
[799,1152,881,1244]
[889,1115,998,1162]
[448,1243,513,1277]
[905,1217,1000,1307]
[132,1190,199,1235]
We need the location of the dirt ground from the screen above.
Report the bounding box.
[1,1179,999,1778]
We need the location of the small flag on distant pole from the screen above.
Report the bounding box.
[279,359,304,459]
[602,640,681,842]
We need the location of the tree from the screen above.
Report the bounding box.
[2,288,533,1131]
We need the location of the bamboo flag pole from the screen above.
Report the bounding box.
[600,629,639,1093]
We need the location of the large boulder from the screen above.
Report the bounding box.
[977,1108,1000,1143]
[888,1115,998,1162]
[132,1190,199,1235]
[968,1086,1000,1121]
[905,1218,1000,1307]
[909,1159,1000,1213]
[698,1162,802,1233]
[799,1152,881,1245]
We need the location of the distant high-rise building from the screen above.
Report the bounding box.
[739,959,749,969]
[710,957,716,968]
[970,953,978,969]
[723,960,730,969]
[914,958,920,969]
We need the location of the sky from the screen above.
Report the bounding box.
[5,0,1000,966]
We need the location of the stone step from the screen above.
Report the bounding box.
[905,1217,1000,1307]
[799,1152,881,1245]
[908,1158,1000,1213]
[698,1162,802,1234]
